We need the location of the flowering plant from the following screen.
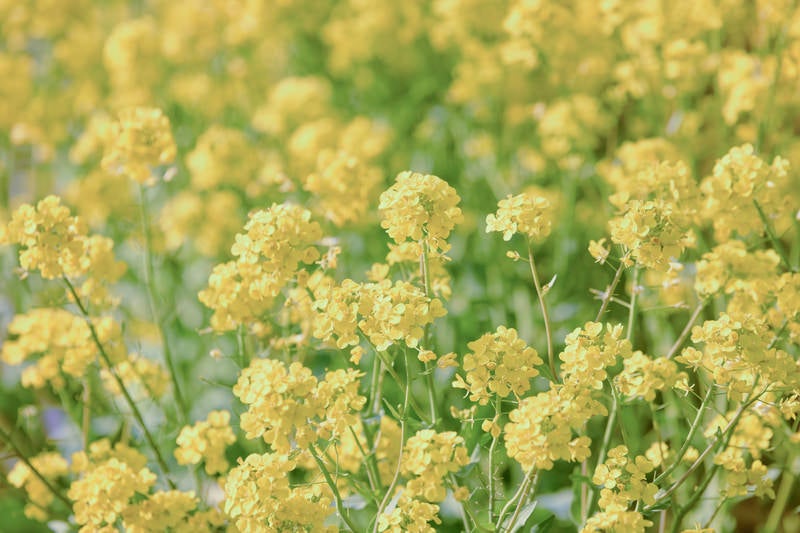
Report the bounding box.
[2,2,800,533]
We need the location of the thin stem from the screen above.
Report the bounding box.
[595,261,627,322]
[369,354,383,416]
[420,240,439,425]
[670,463,721,533]
[650,389,763,508]
[348,425,379,498]
[703,498,727,529]
[665,301,706,359]
[373,351,412,533]
[626,266,639,342]
[309,443,359,532]
[654,385,715,485]
[488,396,502,522]
[527,241,557,381]
[369,342,432,424]
[495,468,537,531]
[764,456,796,532]
[82,378,91,448]
[237,325,250,368]
[138,185,188,422]
[0,426,72,508]
[587,388,619,517]
[754,199,794,272]
[63,277,176,488]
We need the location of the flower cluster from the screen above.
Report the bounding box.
[174,410,236,475]
[678,314,797,396]
[312,278,446,353]
[485,193,553,242]
[700,144,792,241]
[609,198,693,271]
[2,196,126,305]
[68,449,157,531]
[400,430,470,502]
[101,107,176,185]
[1,309,126,389]
[453,326,542,404]
[379,171,463,253]
[615,351,689,402]
[233,358,365,453]
[7,452,68,521]
[198,203,322,331]
[224,453,335,533]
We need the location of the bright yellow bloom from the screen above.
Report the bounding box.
[379,170,463,253]
[175,410,236,475]
[8,452,68,521]
[453,326,542,404]
[401,430,470,502]
[486,192,553,242]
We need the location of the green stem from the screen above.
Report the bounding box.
[626,266,639,342]
[527,241,557,381]
[0,426,72,508]
[587,387,619,517]
[488,396,502,522]
[654,384,715,485]
[369,341,432,424]
[309,443,359,532]
[595,260,627,322]
[138,185,188,422]
[495,468,537,532]
[82,378,91,448]
[348,424,380,499]
[665,301,706,359]
[754,199,794,272]
[763,456,796,533]
[63,277,176,488]
[372,351,412,533]
[649,389,763,509]
[420,240,439,425]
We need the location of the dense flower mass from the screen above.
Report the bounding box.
[453,326,542,404]
[379,171,463,252]
[102,107,177,185]
[2,1,800,532]
[486,193,553,242]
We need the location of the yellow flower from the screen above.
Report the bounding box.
[102,107,176,185]
[379,170,463,253]
[401,430,470,502]
[174,410,236,475]
[486,192,553,242]
[8,452,68,521]
[453,326,542,404]
[224,453,335,532]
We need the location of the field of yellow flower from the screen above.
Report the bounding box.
[2,1,800,532]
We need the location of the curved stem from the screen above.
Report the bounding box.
[309,443,359,532]
[527,241,557,381]
[138,185,188,422]
[373,351,412,533]
[754,199,794,272]
[595,261,627,322]
[488,396,502,522]
[654,385,715,485]
[665,302,706,359]
[587,387,619,517]
[63,277,176,488]
[0,426,72,508]
[495,468,537,531]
